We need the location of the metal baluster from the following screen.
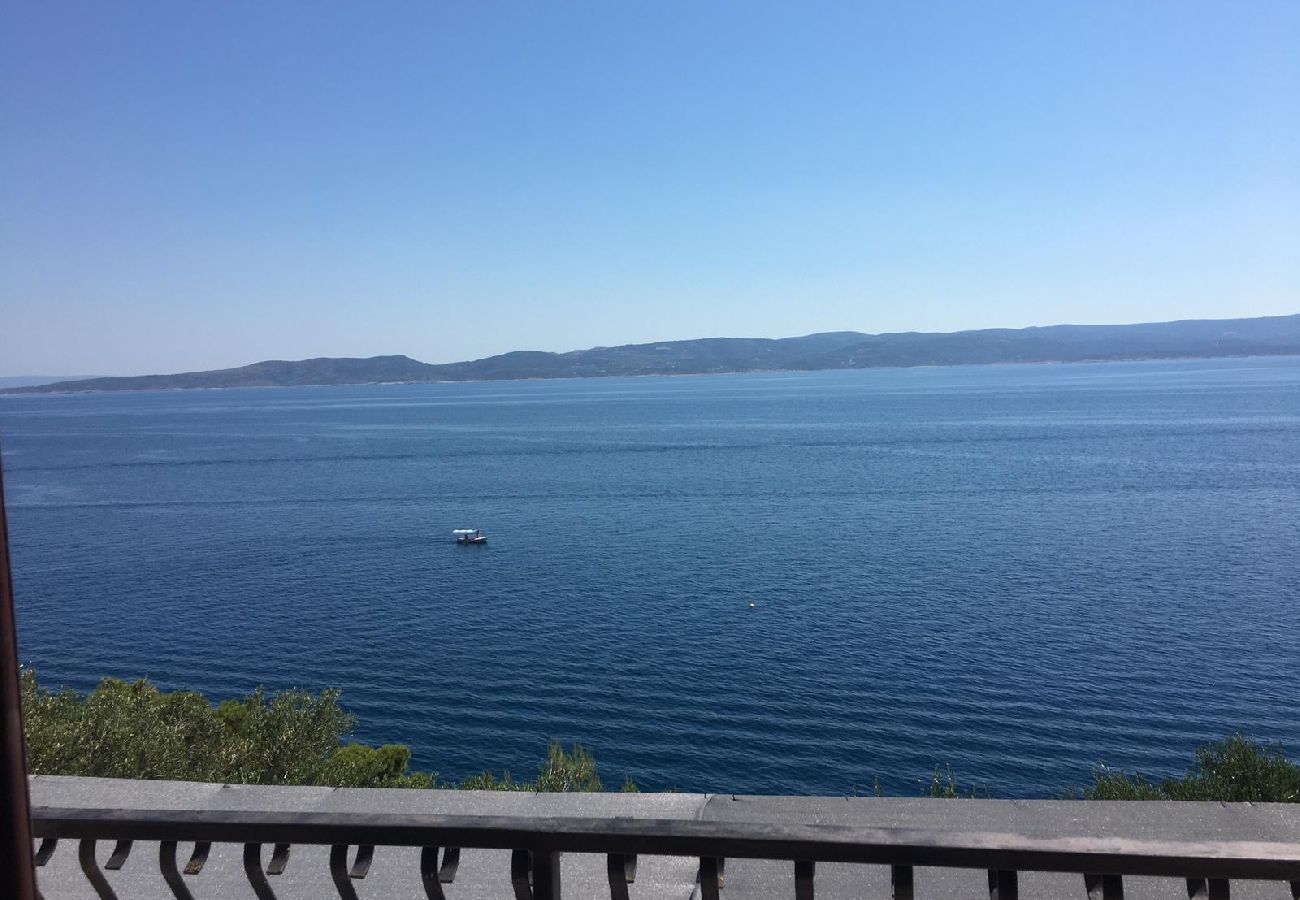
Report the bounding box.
[1207,880,1230,900]
[698,857,722,900]
[330,845,356,900]
[160,841,197,900]
[532,850,561,900]
[607,853,636,888]
[607,854,630,900]
[794,860,815,900]
[988,869,1018,900]
[512,849,534,900]
[330,844,372,900]
[77,840,120,900]
[421,847,447,900]
[243,843,279,900]
[1188,879,1209,900]
[1085,873,1124,899]
[891,864,914,900]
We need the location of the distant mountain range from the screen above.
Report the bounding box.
[6,314,1299,394]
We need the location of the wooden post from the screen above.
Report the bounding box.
[0,449,38,899]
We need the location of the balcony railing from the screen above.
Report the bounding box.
[27,778,1300,900]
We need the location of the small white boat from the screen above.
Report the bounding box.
[453,528,487,545]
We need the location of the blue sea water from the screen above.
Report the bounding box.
[2,357,1299,797]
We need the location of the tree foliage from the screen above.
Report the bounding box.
[20,671,434,788]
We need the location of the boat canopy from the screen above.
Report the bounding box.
[452,528,479,535]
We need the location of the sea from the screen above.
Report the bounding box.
[2,357,1298,797]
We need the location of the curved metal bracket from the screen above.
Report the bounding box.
[160,841,196,900]
[439,846,461,883]
[184,841,211,875]
[420,846,461,899]
[267,843,291,875]
[34,838,57,866]
[77,840,120,900]
[243,843,278,900]
[330,844,374,900]
[350,844,374,878]
[104,840,133,870]
[421,847,446,900]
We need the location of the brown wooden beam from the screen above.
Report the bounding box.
[0,451,37,900]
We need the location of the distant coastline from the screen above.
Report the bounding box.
[5,313,1300,395]
[0,375,99,390]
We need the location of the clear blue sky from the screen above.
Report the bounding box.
[2,1,1296,375]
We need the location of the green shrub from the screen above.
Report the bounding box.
[319,743,436,789]
[536,741,602,792]
[20,670,434,788]
[923,765,988,799]
[1081,769,1167,800]
[1083,735,1300,802]
[23,676,228,782]
[459,741,627,792]
[458,769,527,791]
[21,671,629,791]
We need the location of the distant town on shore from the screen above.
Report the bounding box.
[6,313,1300,394]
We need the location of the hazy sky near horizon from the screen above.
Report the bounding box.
[2,2,1297,376]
